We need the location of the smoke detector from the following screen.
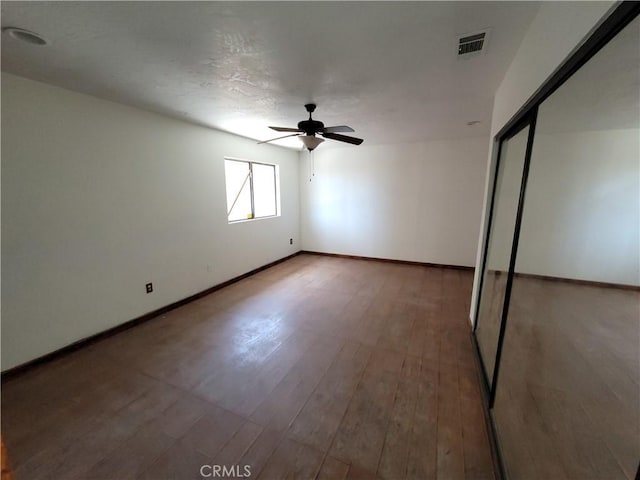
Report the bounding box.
[457,29,490,58]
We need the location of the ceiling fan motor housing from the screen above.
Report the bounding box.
[297,119,324,136]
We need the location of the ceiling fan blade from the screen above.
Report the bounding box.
[322,125,355,133]
[322,132,364,145]
[269,126,303,132]
[258,133,301,144]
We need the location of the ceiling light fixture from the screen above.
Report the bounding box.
[3,27,48,46]
[260,104,363,151]
[299,135,324,151]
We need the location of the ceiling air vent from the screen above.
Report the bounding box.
[457,30,489,57]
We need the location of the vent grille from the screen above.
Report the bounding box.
[458,31,487,56]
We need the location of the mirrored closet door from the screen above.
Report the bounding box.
[492,14,640,480]
[474,6,639,480]
[474,123,530,389]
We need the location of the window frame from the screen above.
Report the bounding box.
[224,157,279,223]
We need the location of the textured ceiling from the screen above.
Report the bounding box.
[1,1,540,149]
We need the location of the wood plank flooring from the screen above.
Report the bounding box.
[492,277,639,480]
[1,254,494,480]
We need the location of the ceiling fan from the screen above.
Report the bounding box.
[259,104,364,151]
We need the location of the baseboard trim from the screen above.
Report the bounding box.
[1,251,301,381]
[486,269,639,291]
[513,272,640,291]
[300,250,474,271]
[470,330,506,480]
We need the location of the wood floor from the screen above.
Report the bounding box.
[491,277,639,480]
[1,254,494,480]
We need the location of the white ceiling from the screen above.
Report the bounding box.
[1,1,539,149]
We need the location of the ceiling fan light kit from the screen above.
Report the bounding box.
[260,103,364,151]
[300,135,324,151]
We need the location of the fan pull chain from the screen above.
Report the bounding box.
[309,150,316,182]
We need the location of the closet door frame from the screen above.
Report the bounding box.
[471,4,640,478]
[473,1,640,406]
[473,111,537,406]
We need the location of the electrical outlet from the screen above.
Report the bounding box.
[145,282,153,294]
[289,238,293,245]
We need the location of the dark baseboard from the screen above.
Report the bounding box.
[513,272,640,291]
[300,250,474,271]
[486,269,640,291]
[1,251,301,382]
[470,330,506,480]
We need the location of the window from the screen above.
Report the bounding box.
[224,158,278,222]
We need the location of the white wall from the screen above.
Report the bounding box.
[1,73,300,370]
[516,128,640,286]
[482,128,640,287]
[489,2,615,137]
[470,1,616,322]
[300,138,489,266]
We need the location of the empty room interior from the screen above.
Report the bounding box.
[1,2,638,480]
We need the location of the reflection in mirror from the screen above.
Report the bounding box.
[475,125,529,387]
[492,16,640,480]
